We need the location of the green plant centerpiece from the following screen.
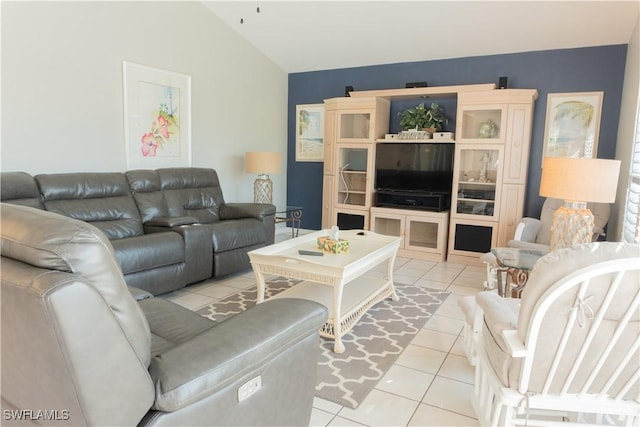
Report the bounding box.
[398,102,448,132]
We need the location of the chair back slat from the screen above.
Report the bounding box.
[561,275,621,394]
[613,368,640,402]
[541,279,588,394]
[586,290,640,396]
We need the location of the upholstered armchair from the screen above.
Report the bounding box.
[481,197,611,290]
[470,242,640,426]
[1,204,328,426]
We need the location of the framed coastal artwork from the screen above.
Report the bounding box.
[295,104,324,162]
[123,62,191,169]
[542,91,604,162]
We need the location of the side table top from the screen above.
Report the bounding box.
[276,206,304,214]
[491,247,544,271]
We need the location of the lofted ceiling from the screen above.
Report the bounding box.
[203,1,640,73]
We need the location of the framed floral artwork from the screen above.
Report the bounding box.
[542,91,604,162]
[295,104,324,162]
[123,62,191,169]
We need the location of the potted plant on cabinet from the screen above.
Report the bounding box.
[398,102,448,132]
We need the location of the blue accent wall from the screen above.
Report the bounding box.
[288,45,628,230]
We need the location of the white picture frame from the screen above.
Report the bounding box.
[542,91,604,161]
[295,104,324,162]
[123,61,191,169]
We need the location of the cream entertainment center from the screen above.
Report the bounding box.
[321,84,538,264]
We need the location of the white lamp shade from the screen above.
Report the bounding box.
[245,151,281,174]
[540,157,621,203]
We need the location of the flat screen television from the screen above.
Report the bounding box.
[375,143,454,194]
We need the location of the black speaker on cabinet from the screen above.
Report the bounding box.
[345,86,354,97]
[498,76,508,89]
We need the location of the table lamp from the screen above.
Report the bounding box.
[245,151,280,204]
[539,157,621,251]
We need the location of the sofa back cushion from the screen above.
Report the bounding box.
[125,169,170,223]
[35,172,144,240]
[157,168,225,224]
[0,171,43,209]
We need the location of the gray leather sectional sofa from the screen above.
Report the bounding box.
[0,168,276,295]
[1,203,327,426]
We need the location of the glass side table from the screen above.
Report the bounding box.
[491,247,545,298]
[275,206,304,238]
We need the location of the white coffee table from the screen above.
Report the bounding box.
[248,229,401,353]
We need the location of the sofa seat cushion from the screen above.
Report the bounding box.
[111,232,185,275]
[207,219,266,252]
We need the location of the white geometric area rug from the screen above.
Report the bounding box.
[196,277,449,409]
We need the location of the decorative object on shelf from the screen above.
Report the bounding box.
[539,156,620,251]
[478,152,492,182]
[542,91,604,161]
[398,102,447,132]
[397,130,432,140]
[245,151,281,204]
[122,61,192,170]
[296,104,325,162]
[477,119,499,138]
[433,131,454,140]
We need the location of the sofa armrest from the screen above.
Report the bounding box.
[148,298,327,412]
[219,203,276,221]
[144,224,213,284]
[144,216,199,227]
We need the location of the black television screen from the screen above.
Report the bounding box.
[375,143,454,193]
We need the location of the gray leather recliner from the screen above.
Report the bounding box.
[1,203,328,426]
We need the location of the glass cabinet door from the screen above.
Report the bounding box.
[458,105,507,143]
[337,112,372,141]
[454,147,502,218]
[336,145,371,207]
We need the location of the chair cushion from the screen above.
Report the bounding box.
[207,219,266,252]
[476,292,521,387]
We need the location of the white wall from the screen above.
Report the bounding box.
[610,15,640,241]
[1,1,288,205]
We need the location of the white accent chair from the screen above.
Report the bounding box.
[481,198,611,290]
[471,242,640,426]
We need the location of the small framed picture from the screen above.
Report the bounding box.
[295,104,324,162]
[542,91,604,161]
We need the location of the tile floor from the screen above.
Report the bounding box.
[161,228,485,427]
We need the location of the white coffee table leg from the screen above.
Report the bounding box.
[254,268,266,304]
[387,255,399,301]
[332,282,345,353]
